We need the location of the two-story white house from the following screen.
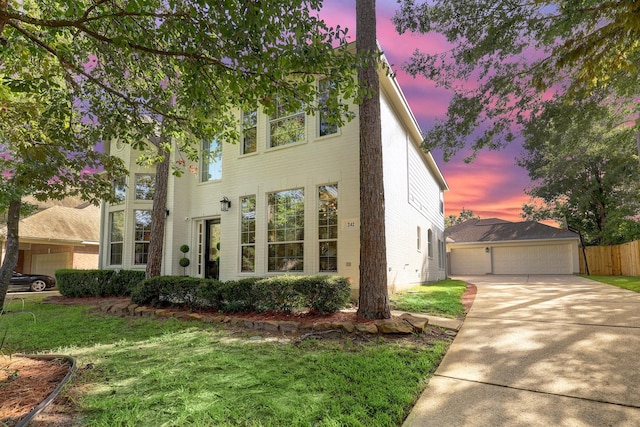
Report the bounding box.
[98,59,449,295]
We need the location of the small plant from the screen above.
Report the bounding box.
[179,245,190,276]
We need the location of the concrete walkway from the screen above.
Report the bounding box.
[403,275,640,427]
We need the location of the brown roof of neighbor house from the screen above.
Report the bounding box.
[0,204,100,243]
[446,218,579,243]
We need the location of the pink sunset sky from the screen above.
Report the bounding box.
[320,0,533,222]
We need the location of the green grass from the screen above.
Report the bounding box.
[390,279,467,318]
[582,275,640,293]
[1,296,449,426]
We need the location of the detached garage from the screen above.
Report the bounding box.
[446,218,580,276]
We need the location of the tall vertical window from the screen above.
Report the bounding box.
[269,99,305,147]
[197,222,204,275]
[240,195,256,272]
[242,110,257,154]
[438,239,445,269]
[201,139,222,181]
[134,210,152,264]
[318,79,338,136]
[112,177,126,205]
[109,211,124,265]
[267,189,304,271]
[428,229,433,258]
[134,174,155,200]
[318,184,338,272]
[417,226,422,252]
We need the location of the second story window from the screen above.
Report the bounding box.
[318,79,338,137]
[201,139,222,182]
[134,174,155,200]
[269,99,305,148]
[112,176,126,204]
[242,110,257,154]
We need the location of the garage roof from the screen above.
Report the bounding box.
[446,218,578,243]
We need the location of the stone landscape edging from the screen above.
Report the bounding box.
[94,301,430,335]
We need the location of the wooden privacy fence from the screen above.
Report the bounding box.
[579,240,640,276]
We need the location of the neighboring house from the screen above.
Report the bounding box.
[98,56,449,294]
[446,218,580,275]
[0,203,101,277]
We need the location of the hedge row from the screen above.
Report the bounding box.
[131,275,351,314]
[56,269,146,297]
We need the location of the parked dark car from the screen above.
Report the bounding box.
[9,272,57,292]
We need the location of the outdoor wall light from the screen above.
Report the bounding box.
[220,196,231,212]
[485,247,490,253]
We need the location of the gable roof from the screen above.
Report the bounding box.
[0,204,100,244]
[446,218,579,243]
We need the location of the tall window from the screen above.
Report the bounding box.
[318,79,338,136]
[112,177,126,205]
[242,110,257,154]
[417,226,422,252]
[267,189,304,271]
[240,195,256,272]
[109,211,124,265]
[134,174,155,200]
[134,210,152,264]
[269,99,305,147]
[318,184,338,272]
[201,139,222,181]
[438,239,445,269]
[428,229,433,258]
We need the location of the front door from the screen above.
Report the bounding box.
[205,219,221,280]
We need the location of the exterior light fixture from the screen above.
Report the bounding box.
[220,196,231,212]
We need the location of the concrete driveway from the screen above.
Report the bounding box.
[403,275,640,427]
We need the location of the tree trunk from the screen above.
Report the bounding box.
[145,139,170,278]
[0,199,22,308]
[356,0,390,320]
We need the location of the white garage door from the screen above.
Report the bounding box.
[450,248,487,275]
[492,244,572,274]
[31,253,72,277]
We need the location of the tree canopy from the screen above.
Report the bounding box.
[518,95,640,245]
[393,0,640,161]
[445,207,480,228]
[0,0,360,304]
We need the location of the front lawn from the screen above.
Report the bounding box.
[582,275,640,293]
[1,296,449,426]
[390,279,467,318]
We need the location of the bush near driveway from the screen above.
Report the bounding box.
[56,269,145,297]
[131,274,352,314]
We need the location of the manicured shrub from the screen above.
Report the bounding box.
[56,269,114,297]
[218,278,261,312]
[56,269,145,297]
[130,274,351,314]
[107,270,146,296]
[253,276,304,313]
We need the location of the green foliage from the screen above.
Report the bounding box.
[0,299,449,426]
[131,275,351,314]
[583,276,640,293]
[518,95,640,245]
[179,245,190,254]
[445,207,480,228]
[393,0,640,160]
[57,269,145,297]
[178,257,190,268]
[390,279,467,318]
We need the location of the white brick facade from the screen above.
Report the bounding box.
[99,67,448,293]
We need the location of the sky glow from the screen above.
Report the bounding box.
[320,0,532,222]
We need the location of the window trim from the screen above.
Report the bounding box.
[134,173,155,201]
[427,229,433,258]
[133,209,152,265]
[267,188,305,272]
[201,138,222,182]
[108,210,124,265]
[240,195,257,273]
[268,99,306,149]
[318,184,338,272]
[241,109,258,155]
